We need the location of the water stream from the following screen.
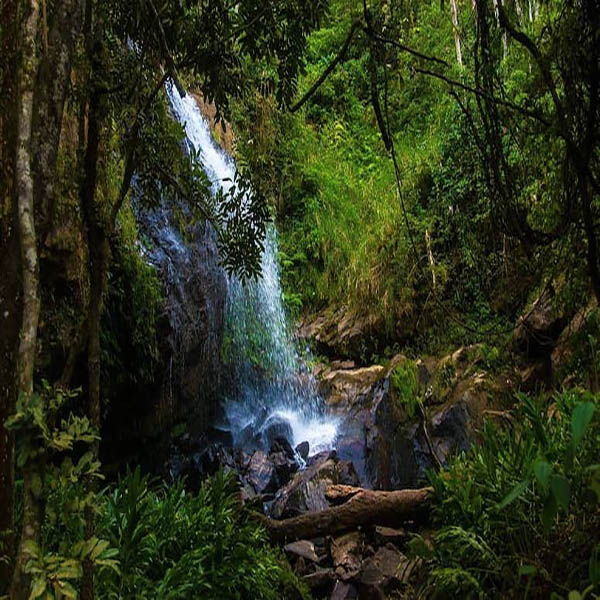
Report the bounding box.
[167,86,338,457]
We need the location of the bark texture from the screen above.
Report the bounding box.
[32,0,84,240]
[0,0,20,590]
[11,0,42,597]
[450,0,463,66]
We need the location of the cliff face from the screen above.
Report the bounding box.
[102,202,227,467]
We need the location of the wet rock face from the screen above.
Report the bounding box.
[297,307,389,362]
[108,202,227,464]
[314,345,511,490]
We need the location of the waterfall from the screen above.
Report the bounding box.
[167,86,338,457]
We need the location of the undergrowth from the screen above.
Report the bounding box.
[410,390,600,599]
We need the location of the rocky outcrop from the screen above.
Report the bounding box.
[297,307,387,361]
[270,451,360,519]
[103,202,228,467]
[316,345,514,490]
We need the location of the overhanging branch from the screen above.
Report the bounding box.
[290,20,361,113]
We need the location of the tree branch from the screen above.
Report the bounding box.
[366,30,450,68]
[290,21,361,113]
[413,66,550,125]
[147,0,186,98]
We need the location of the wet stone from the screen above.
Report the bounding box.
[247,450,278,494]
[284,540,321,564]
[295,441,310,461]
[331,532,364,581]
[373,525,407,547]
[330,581,358,600]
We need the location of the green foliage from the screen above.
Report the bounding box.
[230,0,523,351]
[5,383,117,598]
[19,463,308,599]
[95,468,310,600]
[102,206,163,391]
[411,390,600,598]
[390,360,420,418]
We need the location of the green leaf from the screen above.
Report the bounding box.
[497,479,531,509]
[56,581,78,599]
[90,539,110,561]
[519,565,537,576]
[550,474,571,511]
[22,540,40,559]
[572,402,595,448]
[534,460,552,494]
[568,592,582,600]
[29,578,46,600]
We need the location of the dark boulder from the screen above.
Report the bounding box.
[358,544,409,598]
[295,441,310,461]
[330,581,358,600]
[247,450,278,494]
[261,414,294,450]
[270,454,360,519]
[271,436,296,461]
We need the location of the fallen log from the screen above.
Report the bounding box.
[256,486,433,543]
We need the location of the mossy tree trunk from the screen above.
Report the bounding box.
[10,0,41,597]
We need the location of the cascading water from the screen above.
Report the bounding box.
[167,86,338,457]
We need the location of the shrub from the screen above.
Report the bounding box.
[96,468,310,600]
[411,390,600,599]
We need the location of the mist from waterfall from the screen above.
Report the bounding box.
[167,85,338,456]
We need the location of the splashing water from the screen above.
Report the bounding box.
[167,86,338,456]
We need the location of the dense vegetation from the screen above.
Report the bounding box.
[233,0,598,356]
[1,0,599,598]
[417,391,599,598]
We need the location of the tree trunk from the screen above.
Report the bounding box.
[32,0,83,243]
[450,0,463,67]
[425,229,437,293]
[0,0,20,591]
[10,0,41,597]
[258,487,432,543]
[79,42,107,598]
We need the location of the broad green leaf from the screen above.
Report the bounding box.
[497,479,530,510]
[568,592,582,600]
[90,539,110,560]
[534,460,552,493]
[22,540,40,559]
[550,474,571,511]
[56,581,78,599]
[572,402,595,448]
[519,565,537,576]
[28,578,46,600]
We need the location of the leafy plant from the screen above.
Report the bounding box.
[95,468,310,600]
[5,383,118,598]
[390,360,420,418]
[412,390,600,598]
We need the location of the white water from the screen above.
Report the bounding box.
[167,86,338,456]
